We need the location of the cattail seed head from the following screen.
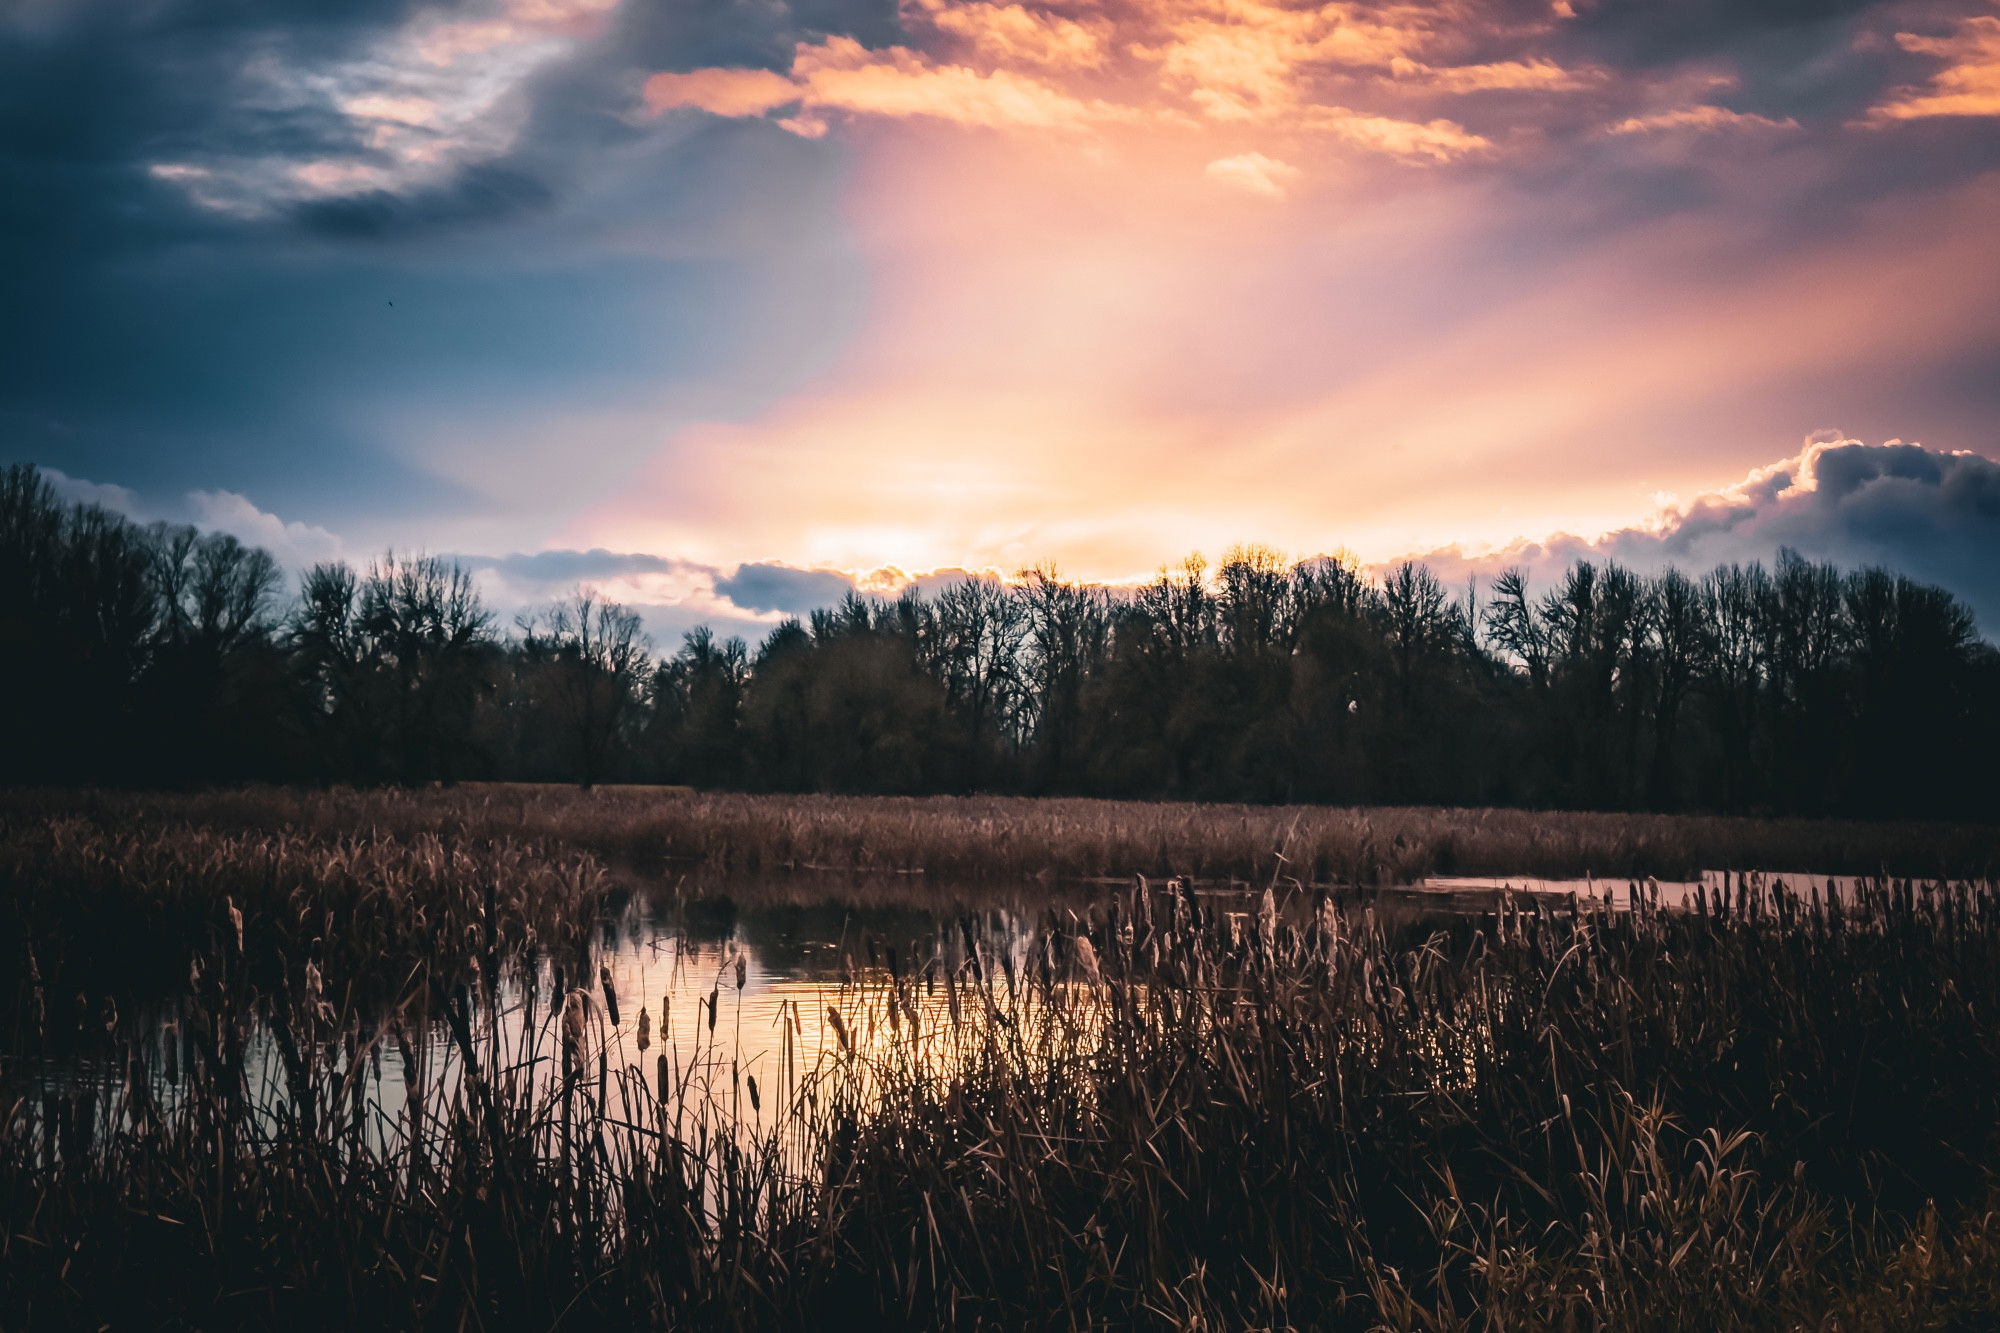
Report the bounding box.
[1073,934,1102,987]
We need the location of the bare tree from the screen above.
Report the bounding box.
[1380,561,1453,717]
[931,576,1027,780]
[522,588,650,788]
[1017,563,1107,789]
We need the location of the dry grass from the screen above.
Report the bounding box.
[3,790,2000,1329]
[7,783,1993,886]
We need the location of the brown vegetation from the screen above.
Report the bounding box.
[6,784,1993,888]
[2,791,2000,1327]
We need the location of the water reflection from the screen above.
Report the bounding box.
[10,885,1084,1162]
[7,867,1951,1161]
[1412,868,1872,911]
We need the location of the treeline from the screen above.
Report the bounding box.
[3,463,1995,816]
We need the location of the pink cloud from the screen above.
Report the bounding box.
[1204,150,1301,195]
[909,0,1110,70]
[1865,16,2000,122]
[1388,56,1594,93]
[643,68,801,118]
[793,36,1123,130]
[1304,105,1489,160]
[1608,105,1800,135]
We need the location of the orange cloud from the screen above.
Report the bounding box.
[1866,16,2000,122]
[643,68,801,118]
[1607,105,1800,135]
[1388,56,1592,93]
[794,36,1123,129]
[1204,150,1301,195]
[645,38,1130,134]
[908,0,1110,69]
[641,9,1500,168]
[1134,0,1432,121]
[1304,105,1489,160]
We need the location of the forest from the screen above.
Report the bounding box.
[4,461,1994,817]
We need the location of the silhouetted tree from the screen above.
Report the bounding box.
[519,590,649,788]
[2,462,1994,817]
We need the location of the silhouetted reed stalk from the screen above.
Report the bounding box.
[3,808,2000,1327]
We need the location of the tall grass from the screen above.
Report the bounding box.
[4,799,2000,1329]
[7,783,1995,884]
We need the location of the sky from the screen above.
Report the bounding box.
[4,0,1999,644]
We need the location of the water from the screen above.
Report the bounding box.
[3,868,1925,1157]
[1411,869,1872,910]
[8,885,1081,1161]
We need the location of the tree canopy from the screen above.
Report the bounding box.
[4,465,1994,818]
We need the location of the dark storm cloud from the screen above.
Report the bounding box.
[455,548,701,582]
[0,0,880,527]
[292,165,559,240]
[1558,0,1885,68]
[1410,440,2000,636]
[713,563,859,616]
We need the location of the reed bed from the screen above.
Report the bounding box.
[5,816,2000,1329]
[0,815,612,1023]
[7,783,1995,885]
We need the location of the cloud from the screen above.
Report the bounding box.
[643,36,1132,136]
[1303,106,1491,160]
[625,601,782,650]
[1135,0,1432,121]
[639,1,1530,159]
[1403,437,2000,634]
[1388,56,1594,93]
[1204,151,1302,196]
[713,562,860,615]
[909,0,1109,70]
[642,68,801,118]
[41,468,347,570]
[1607,105,1800,134]
[290,163,556,239]
[13,0,2000,632]
[44,468,148,517]
[791,36,1121,130]
[1865,15,2000,122]
[455,548,695,582]
[184,490,347,569]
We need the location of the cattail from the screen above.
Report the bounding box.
[747,1074,761,1113]
[561,988,591,1073]
[734,952,747,991]
[636,1005,651,1052]
[1073,934,1102,987]
[600,964,620,1028]
[826,1005,851,1053]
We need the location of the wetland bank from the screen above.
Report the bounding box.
[5,786,2000,1330]
[7,467,2000,1327]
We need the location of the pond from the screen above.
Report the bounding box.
[1,866,1916,1162]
